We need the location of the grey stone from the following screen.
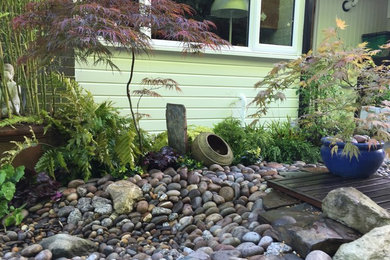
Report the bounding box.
[322,187,390,234]
[34,249,52,260]
[76,186,88,197]
[236,242,264,257]
[231,226,249,241]
[202,191,213,203]
[40,234,97,258]
[58,206,75,217]
[258,236,273,249]
[186,251,211,260]
[29,203,43,213]
[211,250,241,260]
[101,218,113,227]
[152,207,172,216]
[333,225,390,260]
[242,232,261,244]
[77,198,93,213]
[259,203,359,257]
[266,242,292,256]
[92,196,112,215]
[68,179,85,188]
[67,208,82,225]
[221,237,240,246]
[106,252,120,260]
[21,244,43,257]
[166,103,187,154]
[86,252,100,260]
[177,216,193,231]
[106,180,143,214]
[305,250,332,260]
[6,230,18,241]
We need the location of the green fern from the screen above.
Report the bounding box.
[0,116,42,128]
[33,77,140,180]
[35,149,67,178]
[115,130,138,168]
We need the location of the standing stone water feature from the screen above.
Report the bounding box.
[166,103,187,154]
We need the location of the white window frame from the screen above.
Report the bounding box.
[151,0,306,60]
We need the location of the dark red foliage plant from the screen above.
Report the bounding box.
[13,0,229,154]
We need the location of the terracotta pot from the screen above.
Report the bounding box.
[191,132,233,166]
[0,124,59,171]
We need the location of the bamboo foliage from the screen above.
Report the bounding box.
[0,0,56,119]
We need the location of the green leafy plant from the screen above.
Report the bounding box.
[35,77,139,181]
[0,0,61,118]
[214,118,269,165]
[0,164,25,228]
[187,125,214,145]
[265,120,320,163]
[150,131,169,152]
[177,155,204,170]
[251,18,390,158]
[213,117,319,164]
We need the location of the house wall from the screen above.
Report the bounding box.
[314,0,389,48]
[75,50,298,133]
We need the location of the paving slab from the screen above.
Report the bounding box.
[262,190,300,210]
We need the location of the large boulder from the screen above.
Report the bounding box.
[322,187,390,234]
[106,180,143,214]
[333,224,390,260]
[40,234,97,258]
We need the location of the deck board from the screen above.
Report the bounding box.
[268,173,390,210]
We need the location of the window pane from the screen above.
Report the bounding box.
[259,0,295,46]
[153,0,250,47]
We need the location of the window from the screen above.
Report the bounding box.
[152,0,305,58]
[260,0,295,46]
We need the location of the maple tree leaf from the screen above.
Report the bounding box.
[335,17,347,30]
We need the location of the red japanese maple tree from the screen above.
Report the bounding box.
[14,0,229,152]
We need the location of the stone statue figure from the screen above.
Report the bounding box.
[1,63,21,116]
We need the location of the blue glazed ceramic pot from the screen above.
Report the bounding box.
[320,137,385,178]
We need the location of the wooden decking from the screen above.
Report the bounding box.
[267,173,390,210]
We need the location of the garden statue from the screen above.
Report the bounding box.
[1,63,21,116]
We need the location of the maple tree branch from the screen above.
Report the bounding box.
[126,48,143,155]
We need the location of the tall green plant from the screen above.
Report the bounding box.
[35,76,139,181]
[0,0,42,117]
[0,164,25,228]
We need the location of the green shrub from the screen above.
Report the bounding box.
[214,117,320,164]
[214,118,269,165]
[264,120,320,163]
[177,155,204,170]
[149,131,168,152]
[0,164,25,227]
[35,78,139,181]
[187,125,214,145]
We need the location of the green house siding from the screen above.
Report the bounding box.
[75,49,298,132]
[314,0,388,48]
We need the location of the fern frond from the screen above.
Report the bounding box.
[0,116,42,128]
[35,149,68,178]
[115,130,138,168]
